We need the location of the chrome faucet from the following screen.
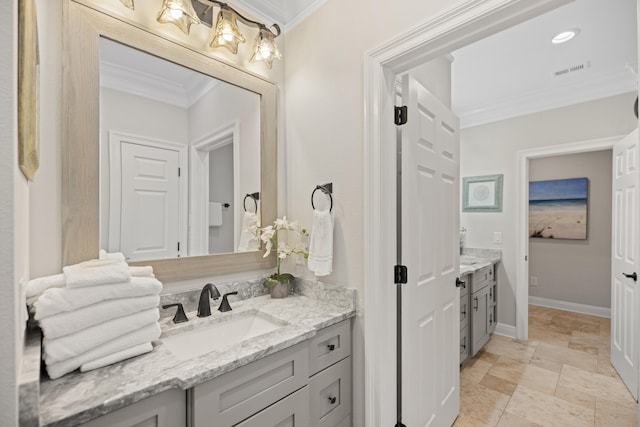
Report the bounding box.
[197,283,221,317]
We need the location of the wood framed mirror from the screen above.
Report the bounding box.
[63,1,277,281]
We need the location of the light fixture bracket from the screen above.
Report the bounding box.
[192,0,281,37]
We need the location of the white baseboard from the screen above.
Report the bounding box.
[493,323,517,339]
[529,296,610,318]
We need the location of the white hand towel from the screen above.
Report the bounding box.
[307,210,334,276]
[34,276,162,320]
[209,202,223,226]
[38,294,160,339]
[24,274,65,299]
[130,266,154,278]
[237,211,260,252]
[63,258,131,288]
[80,342,153,373]
[43,308,159,364]
[99,250,126,261]
[45,322,160,379]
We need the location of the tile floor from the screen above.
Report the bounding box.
[453,305,638,426]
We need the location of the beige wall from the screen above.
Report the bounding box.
[461,92,637,328]
[284,1,461,424]
[0,0,18,423]
[529,150,612,309]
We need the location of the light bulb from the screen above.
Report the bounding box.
[209,8,245,54]
[169,7,184,19]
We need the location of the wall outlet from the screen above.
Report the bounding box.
[530,276,538,287]
[493,231,503,244]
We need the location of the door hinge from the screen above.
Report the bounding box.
[394,105,408,125]
[394,265,408,284]
[177,242,180,252]
[178,167,181,177]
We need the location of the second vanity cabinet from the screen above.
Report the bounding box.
[459,273,471,364]
[470,264,497,356]
[459,263,498,361]
[193,319,352,427]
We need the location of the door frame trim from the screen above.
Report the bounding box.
[515,135,619,339]
[363,1,570,425]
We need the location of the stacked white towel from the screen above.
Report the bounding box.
[26,252,162,379]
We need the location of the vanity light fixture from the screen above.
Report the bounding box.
[552,28,580,44]
[249,27,282,68]
[151,0,282,68]
[209,6,246,54]
[157,0,201,34]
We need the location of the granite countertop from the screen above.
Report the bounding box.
[37,284,356,427]
[459,248,502,275]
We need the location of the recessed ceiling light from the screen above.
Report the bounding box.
[552,28,580,44]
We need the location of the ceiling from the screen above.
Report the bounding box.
[238,0,637,128]
[451,0,637,128]
[230,0,326,30]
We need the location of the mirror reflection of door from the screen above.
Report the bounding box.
[98,37,261,261]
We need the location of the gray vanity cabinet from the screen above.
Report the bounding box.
[192,319,352,427]
[78,388,186,427]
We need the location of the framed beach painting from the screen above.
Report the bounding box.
[529,177,588,240]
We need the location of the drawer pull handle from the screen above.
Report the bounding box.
[328,396,337,404]
[461,304,466,316]
[473,296,478,311]
[461,336,466,350]
[327,344,336,351]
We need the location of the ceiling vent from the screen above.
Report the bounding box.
[553,61,591,77]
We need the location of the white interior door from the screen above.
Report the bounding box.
[120,142,181,261]
[400,74,460,426]
[611,128,640,400]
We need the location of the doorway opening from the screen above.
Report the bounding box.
[364,0,637,425]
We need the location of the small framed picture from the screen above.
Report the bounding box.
[462,174,503,212]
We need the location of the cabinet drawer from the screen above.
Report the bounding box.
[234,386,310,427]
[459,275,469,298]
[309,320,351,376]
[460,296,469,329]
[193,342,309,427]
[79,388,186,427]
[309,356,352,427]
[460,325,470,364]
[471,265,493,293]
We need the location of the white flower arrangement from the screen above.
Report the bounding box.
[260,216,309,288]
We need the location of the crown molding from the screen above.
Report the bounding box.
[457,68,638,128]
[100,60,217,109]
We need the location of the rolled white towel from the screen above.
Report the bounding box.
[24,274,65,300]
[38,294,160,339]
[63,259,130,288]
[99,250,126,261]
[34,276,162,320]
[307,209,334,276]
[46,322,161,379]
[43,308,159,364]
[80,342,153,373]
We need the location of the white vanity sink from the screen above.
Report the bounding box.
[162,312,286,361]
